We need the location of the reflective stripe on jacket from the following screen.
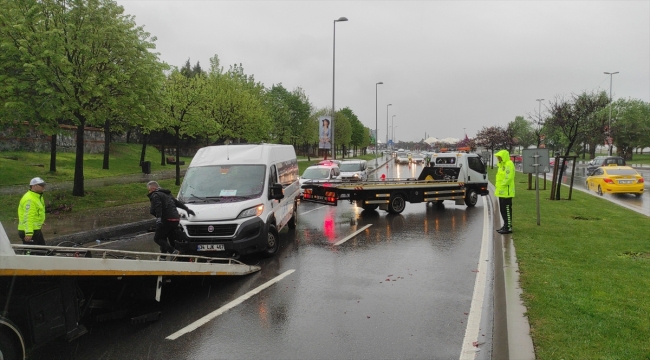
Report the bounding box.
[495,149,515,198]
[18,190,45,235]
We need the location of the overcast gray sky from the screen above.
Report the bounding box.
[118,1,649,143]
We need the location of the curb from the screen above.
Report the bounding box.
[47,219,155,246]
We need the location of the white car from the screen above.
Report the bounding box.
[395,152,409,164]
[299,164,341,196]
[339,160,368,182]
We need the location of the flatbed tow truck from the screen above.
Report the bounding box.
[0,222,260,360]
[301,151,490,213]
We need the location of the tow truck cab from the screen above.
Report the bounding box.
[420,152,489,200]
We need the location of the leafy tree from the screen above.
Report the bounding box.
[610,98,650,159]
[475,126,510,168]
[161,70,210,185]
[546,91,609,199]
[0,0,165,196]
[508,116,535,152]
[204,56,271,144]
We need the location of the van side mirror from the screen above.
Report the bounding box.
[269,183,284,200]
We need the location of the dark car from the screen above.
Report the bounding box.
[586,156,626,175]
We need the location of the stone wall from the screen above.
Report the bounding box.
[0,124,105,154]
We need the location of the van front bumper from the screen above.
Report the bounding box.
[175,216,267,256]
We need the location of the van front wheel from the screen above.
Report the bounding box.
[263,225,279,257]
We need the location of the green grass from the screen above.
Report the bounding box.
[0,143,191,186]
[488,168,650,359]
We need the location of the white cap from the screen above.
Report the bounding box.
[30,177,46,186]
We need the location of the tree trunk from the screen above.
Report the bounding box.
[72,119,86,197]
[102,118,110,170]
[140,133,148,166]
[49,133,57,173]
[160,132,166,166]
[175,127,181,186]
[126,128,131,144]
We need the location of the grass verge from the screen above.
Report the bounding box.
[0,143,191,186]
[488,168,650,359]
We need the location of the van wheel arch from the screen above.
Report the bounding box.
[0,319,26,360]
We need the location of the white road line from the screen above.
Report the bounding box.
[166,269,295,340]
[333,224,372,246]
[459,198,490,360]
[299,205,326,215]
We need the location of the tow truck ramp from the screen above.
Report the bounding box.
[0,222,260,360]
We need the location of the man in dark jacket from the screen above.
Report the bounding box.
[147,181,195,259]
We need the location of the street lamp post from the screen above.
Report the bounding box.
[375,82,383,166]
[386,104,392,150]
[331,16,348,159]
[604,71,618,156]
[391,115,396,147]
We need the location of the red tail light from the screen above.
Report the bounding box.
[639,178,645,184]
[603,178,614,184]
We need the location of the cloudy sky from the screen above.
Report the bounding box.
[118,1,649,143]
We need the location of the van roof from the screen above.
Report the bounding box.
[190,144,296,167]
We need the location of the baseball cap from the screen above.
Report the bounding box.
[29,177,46,186]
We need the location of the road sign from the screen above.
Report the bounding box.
[522,148,550,174]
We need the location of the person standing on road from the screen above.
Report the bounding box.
[147,181,195,259]
[495,150,515,234]
[18,177,47,245]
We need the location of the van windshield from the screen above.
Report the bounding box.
[179,165,266,202]
[339,163,362,172]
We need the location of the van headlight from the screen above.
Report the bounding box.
[238,205,264,218]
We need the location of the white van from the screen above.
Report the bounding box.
[175,144,299,258]
[338,160,368,181]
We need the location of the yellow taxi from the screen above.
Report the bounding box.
[585,165,644,197]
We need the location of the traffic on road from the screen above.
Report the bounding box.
[24,156,495,360]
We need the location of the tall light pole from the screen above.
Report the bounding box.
[536,98,544,145]
[385,103,392,150]
[391,115,396,147]
[375,82,383,166]
[331,16,348,159]
[604,71,618,156]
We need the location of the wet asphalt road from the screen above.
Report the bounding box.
[29,158,492,360]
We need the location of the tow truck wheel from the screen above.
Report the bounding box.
[388,193,406,214]
[362,204,379,211]
[0,326,23,360]
[464,189,478,207]
[288,204,297,229]
[263,225,279,257]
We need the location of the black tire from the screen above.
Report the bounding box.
[362,204,379,211]
[287,203,297,229]
[388,193,407,214]
[262,224,279,257]
[634,193,642,198]
[0,327,22,360]
[464,188,478,207]
[597,185,603,196]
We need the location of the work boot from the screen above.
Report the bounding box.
[170,250,180,261]
[497,228,513,234]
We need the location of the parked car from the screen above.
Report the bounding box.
[299,164,341,197]
[510,155,523,163]
[585,165,644,197]
[317,159,341,167]
[339,160,368,182]
[586,156,625,175]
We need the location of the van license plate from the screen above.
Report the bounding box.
[197,244,225,251]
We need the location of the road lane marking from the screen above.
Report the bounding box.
[166,269,295,340]
[459,197,490,359]
[299,205,326,215]
[333,224,372,246]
